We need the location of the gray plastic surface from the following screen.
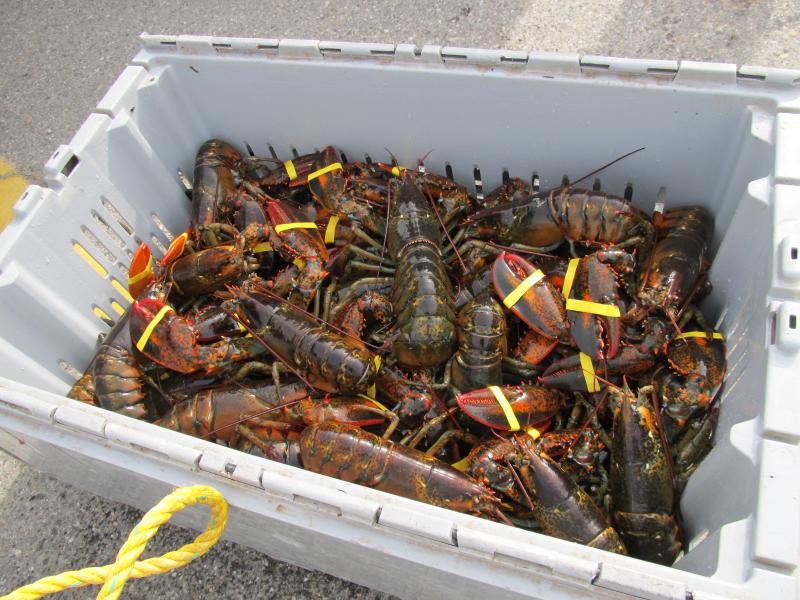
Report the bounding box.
[1,35,799,599]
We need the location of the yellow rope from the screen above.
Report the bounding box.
[1,485,228,600]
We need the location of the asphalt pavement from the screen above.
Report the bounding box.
[0,1,798,598]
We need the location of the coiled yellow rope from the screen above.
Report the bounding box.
[1,485,228,600]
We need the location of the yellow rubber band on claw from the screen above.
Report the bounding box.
[367,355,382,399]
[127,256,153,286]
[579,352,601,393]
[566,298,621,317]
[502,269,545,309]
[275,222,317,233]
[307,162,343,182]
[526,427,541,441]
[136,305,175,352]
[391,166,407,177]
[252,241,273,253]
[562,258,580,299]
[451,456,471,472]
[676,331,724,341]
[325,215,340,244]
[489,385,520,431]
[284,159,298,181]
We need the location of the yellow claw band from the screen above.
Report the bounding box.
[136,305,175,352]
[325,215,340,244]
[275,222,317,233]
[367,355,382,399]
[391,166,407,177]
[566,298,622,317]
[128,256,153,286]
[579,352,601,393]
[292,258,306,270]
[284,159,298,180]
[307,162,343,182]
[252,241,273,253]
[562,258,580,299]
[526,427,541,441]
[489,385,521,431]
[451,456,471,472]
[502,269,546,309]
[677,331,724,341]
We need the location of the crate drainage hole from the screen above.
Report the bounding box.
[792,247,798,260]
[110,300,126,316]
[91,210,127,250]
[151,213,174,241]
[790,315,797,329]
[81,225,117,265]
[61,155,79,178]
[150,234,167,255]
[100,196,134,236]
[110,278,133,303]
[72,242,108,278]
[92,305,115,327]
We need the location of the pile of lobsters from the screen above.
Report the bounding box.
[70,140,725,565]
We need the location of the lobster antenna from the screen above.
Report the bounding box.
[665,307,685,339]
[484,241,564,260]
[253,285,385,352]
[505,455,535,511]
[431,385,464,432]
[423,187,468,276]
[202,396,304,439]
[567,147,646,189]
[219,302,317,390]
[578,386,610,432]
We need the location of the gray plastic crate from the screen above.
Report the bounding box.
[1,34,799,600]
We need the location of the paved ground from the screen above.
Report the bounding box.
[0,1,798,598]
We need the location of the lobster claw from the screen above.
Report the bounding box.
[128,243,155,299]
[160,230,190,268]
[491,252,567,339]
[306,146,346,199]
[515,329,559,365]
[515,450,627,554]
[267,200,329,261]
[129,297,199,373]
[566,254,623,360]
[456,385,566,431]
[539,346,654,393]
